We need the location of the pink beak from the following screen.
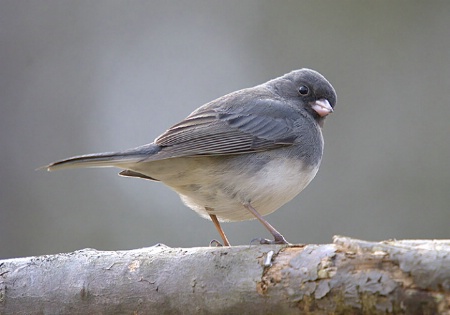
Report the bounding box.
[311,99,333,117]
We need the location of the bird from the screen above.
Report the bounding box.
[43,68,336,246]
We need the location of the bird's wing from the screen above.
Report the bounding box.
[44,98,302,171]
[151,98,300,160]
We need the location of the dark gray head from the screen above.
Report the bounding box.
[268,68,337,125]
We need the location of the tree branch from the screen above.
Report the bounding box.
[1,236,449,314]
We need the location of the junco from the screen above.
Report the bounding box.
[44,68,336,246]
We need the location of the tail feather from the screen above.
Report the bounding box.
[42,144,161,171]
[44,152,134,171]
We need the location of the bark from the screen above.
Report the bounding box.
[0,236,449,314]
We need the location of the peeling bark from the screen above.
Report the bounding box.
[1,236,449,314]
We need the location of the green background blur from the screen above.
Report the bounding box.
[1,1,450,259]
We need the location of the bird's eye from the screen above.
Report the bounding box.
[298,85,309,96]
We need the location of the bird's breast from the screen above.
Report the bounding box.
[167,150,321,222]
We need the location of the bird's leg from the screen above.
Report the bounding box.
[244,203,289,245]
[209,213,231,246]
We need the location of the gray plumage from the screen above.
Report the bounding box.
[44,68,336,244]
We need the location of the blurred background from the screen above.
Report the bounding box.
[1,1,449,259]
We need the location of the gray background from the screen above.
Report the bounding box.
[1,1,449,259]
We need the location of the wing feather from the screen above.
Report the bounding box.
[151,98,300,159]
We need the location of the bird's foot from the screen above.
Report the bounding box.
[250,236,290,245]
[209,239,224,247]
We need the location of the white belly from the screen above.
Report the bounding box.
[167,155,319,222]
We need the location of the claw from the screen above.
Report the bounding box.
[209,239,223,247]
[249,237,290,246]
